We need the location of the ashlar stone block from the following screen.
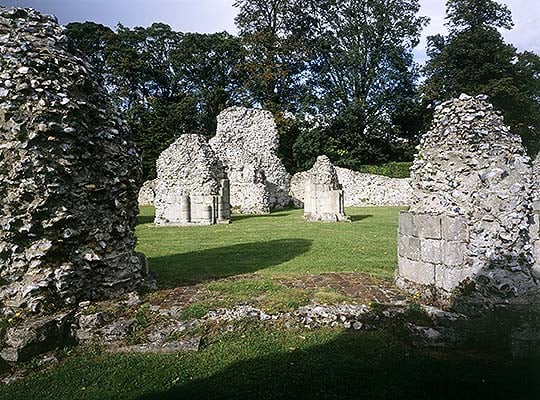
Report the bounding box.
[398,211,417,237]
[442,241,464,267]
[420,239,442,264]
[442,216,469,242]
[416,214,442,239]
[398,235,420,261]
[398,258,435,286]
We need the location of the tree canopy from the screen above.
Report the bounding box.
[66,0,539,179]
[423,0,540,156]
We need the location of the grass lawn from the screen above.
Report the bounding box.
[2,206,538,399]
[136,206,401,287]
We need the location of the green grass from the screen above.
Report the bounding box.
[136,206,401,287]
[1,324,538,400]
[1,206,539,399]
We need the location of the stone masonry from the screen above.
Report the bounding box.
[154,135,231,226]
[210,107,290,213]
[532,154,540,277]
[0,8,145,313]
[138,179,156,206]
[303,156,349,222]
[290,166,411,208]
[396,94,539,306]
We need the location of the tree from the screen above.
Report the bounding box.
[66,23,249,179]
[65,22,115,86]
[233,0,306,113]
[289,0,428,169]
[423,0,540,156]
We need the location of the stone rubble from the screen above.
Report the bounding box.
[532,154,540,277]
[396,94,539,311]
[210,107,291,213]
[0,7,145,316]
[301,155,349,222]
[138,179,156,206]
[154,134,231,226]
[290,164,412,208]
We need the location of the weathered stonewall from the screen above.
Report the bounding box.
[302,156,349,222]
[154,134,231,226]
[138,179,156,206]
[290,165,412,208]
[532,154,540,277]
[210,107,290,213]
[0,7,145,314]
[396,94,539,309]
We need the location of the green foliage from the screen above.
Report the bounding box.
[66,23,249,180]
[423,0,540,156]
[358,162,412,178]
[233,0,306,113]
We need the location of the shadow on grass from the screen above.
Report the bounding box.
[349,214,373,222]
[137,330,540,400]
[149,238,312,287]
[136,215,154,226]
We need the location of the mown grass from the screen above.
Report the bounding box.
[136,206,401,287]
[3,206,538,399]
[1,323,538,400]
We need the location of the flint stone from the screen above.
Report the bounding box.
[0,7,145,312]
[0,310,74,363]
[397,94,539,308]
[108,336,201,354]
[210,107,290,213]
[154,134,231,226]
[290,167,412,208]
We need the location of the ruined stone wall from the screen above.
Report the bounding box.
[290,166,411,208]
[210,107,290,213]
[303,156,349,222]
[138,179,156,206]
[532,154,540,277]
[154,134,230,226]
[396,94,538,306]
[0,8,145,313]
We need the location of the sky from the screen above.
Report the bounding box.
[1,0,539,62]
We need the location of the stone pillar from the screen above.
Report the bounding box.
[303,156,350,222]
[0,7,145,313]
[396,94,538,308]
[532,154,540,277]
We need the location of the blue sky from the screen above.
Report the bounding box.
[2,0,539,62]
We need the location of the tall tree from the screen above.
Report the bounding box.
[423,0,540,156]
[66,23,248,179]
[233,0,305,113]
[290,0,428,169]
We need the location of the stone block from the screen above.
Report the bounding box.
[434,264,481,292]
[398,235,420,261]
[420,238,442,264]
[398,212,417,237]
[416,214,442,239]
[442,240,465,267]
[442,216,469,242]
[398,257,435,286]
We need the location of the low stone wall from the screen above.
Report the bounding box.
[290,166,411,208]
